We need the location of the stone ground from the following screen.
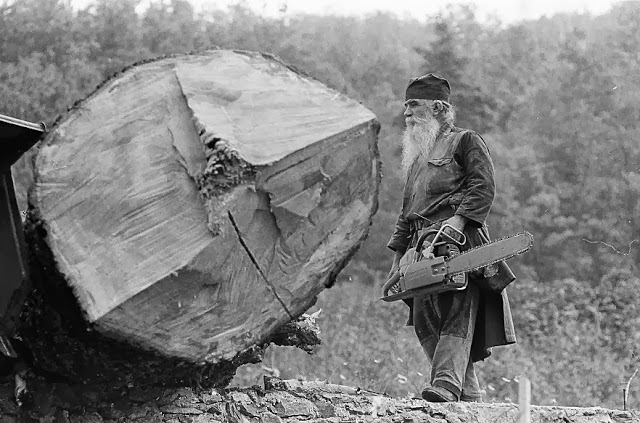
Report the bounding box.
[1,376,638,422]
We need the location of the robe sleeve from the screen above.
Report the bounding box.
[387,211,411,253]
[454,131,495,227]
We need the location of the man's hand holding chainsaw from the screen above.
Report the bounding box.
[387,251,402,280]
[387,250,403,294]
[442,215,468,234]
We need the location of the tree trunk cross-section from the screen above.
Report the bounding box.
[23,49,380,382]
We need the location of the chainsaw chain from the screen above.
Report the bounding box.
[450,231,534,275]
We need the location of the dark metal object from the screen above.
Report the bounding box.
[0,113,45,350]
[1,114,45,168]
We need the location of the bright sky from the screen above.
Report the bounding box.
[199,0,619,24]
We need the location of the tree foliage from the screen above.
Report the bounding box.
[2,0,639,409]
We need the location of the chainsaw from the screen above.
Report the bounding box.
[381,224,534,302]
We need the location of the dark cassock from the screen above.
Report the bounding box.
[387,74,517,402]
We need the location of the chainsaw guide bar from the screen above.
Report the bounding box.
[380,231,534,302]
[447,231,534,275]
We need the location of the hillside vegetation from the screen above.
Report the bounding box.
[2,0,639,409]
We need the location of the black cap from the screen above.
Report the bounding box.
[405,73,451,102]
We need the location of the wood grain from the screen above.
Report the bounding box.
[30,50,379,363]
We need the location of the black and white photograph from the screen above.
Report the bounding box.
[1,0,638,421]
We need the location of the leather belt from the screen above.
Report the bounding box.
[408,205,457,232]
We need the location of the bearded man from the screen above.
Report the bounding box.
[387,74,517,403]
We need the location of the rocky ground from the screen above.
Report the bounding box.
[1,375,637,423]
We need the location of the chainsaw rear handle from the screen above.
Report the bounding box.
[415,223,466,257]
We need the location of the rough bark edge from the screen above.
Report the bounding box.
[194,138,257,235]
[0,376,636,423]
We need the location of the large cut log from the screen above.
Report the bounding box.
[20,49,380,385]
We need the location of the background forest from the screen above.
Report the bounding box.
[2,0,639,410]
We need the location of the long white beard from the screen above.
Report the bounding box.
[401,116,441,176]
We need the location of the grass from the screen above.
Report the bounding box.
[231,275,430,399]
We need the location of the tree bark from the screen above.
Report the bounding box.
[0,376,636,423]
[18,49,380,388]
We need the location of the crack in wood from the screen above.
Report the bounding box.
[167,127,189,174]
[227,210,294,320]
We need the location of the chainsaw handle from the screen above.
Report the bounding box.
[435,223,466,247]
[381,270,402,298]
[416,223,467,257]
[415,229,439,252]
